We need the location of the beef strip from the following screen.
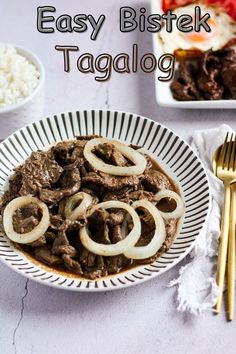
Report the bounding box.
[19,151,63,196]
[79,249,97,267]
[106,255,133,274]
[51,140,87,166]
[76,135,101,141]
[34,247,62,266]
[142,170,172,193]
[50,215,64,230]
[62,254,83,275]
[102,187,133,203]
[94,143,128,167]
[107,210,126,227]
[39,164,81,205]
[221,49,236,99]
[111,224,123,243]
[83,172,139,191]
[2,170,22,203]
[88,209,111,244]
[197,50,224,100]
[170,62,202,101]
[30,235,46,247]
[52,220,79,256]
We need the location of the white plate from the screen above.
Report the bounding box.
[0,110,210,291]
[151,0,236,109]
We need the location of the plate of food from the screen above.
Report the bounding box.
[152,0,236,108]
[0,110,210,291]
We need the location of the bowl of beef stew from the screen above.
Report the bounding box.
[0,110,210,291]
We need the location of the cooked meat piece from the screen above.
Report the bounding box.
[45,231,57,242]
[107,210,126,227]
[84,268,106,280]
[51,141,74,165]
[34,247,62,266]
[170,62,202,101]
[52,221,78,256]
[51,140,86,166]
[88,209,111,244]
[111,225,123,243]
[2,171,22,204]
[20,204,40,219]
[112,150,128,166]
[221,49,236,99]
[29,235,46,247]
[39,189,64,205]
[139,208,155,234]
[50,215,64,230]
[106,255,133,274]
[76,134,101,141]
[59,164,81,191]
[62,254,83,275]
[40,164,81,205]
[165,219,177,239]
[102,187,133,203]
[79,248,97,267]
[94,143,113,162]
[83,255,108,279]
[19,151,63,196]
[94,143,128,167]
[128,190,158,203]
[129,144,141,150]
[142,170,172,193]
[13,216,39,234]
[197,72,224,100]
[83,172,139,191]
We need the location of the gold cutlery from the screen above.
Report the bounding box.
[228,182,236,320]
[213,133,236,318]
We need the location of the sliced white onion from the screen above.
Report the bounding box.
[64,192,93,221]
[124,200,166,260]
[155,190,185,219]
[80,201,141,256]
[83,138,147,176]
[3,196,50,244]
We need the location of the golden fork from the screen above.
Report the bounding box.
[213,133,236,318]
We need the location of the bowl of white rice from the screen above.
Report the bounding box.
[0,44,45,138]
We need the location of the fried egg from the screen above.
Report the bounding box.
[159,4,236,53]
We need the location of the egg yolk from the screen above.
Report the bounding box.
[184,18,217,42]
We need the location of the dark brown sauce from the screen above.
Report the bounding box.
[15,154,181,279]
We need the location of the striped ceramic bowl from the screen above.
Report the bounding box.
[0,110,210,291]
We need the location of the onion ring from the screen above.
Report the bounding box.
[64,192,93,221]
[124,200,166,260]
[83,138,147,176]
[3,196,50,244]
[155,190,185,219]
[80,201,141,256]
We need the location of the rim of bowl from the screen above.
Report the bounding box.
[0,43,45,114]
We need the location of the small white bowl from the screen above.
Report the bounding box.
[0,44,45,138]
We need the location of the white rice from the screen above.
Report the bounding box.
[0,44,40,108]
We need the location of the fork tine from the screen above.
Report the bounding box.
[230,133,236,171]
[226,133,234,170]
[218,132,229,169]
[233,133,236,172]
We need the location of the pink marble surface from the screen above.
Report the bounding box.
[1,1,236,353]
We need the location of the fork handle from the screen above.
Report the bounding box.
[216,184,231,313]
[228,184,236,320]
